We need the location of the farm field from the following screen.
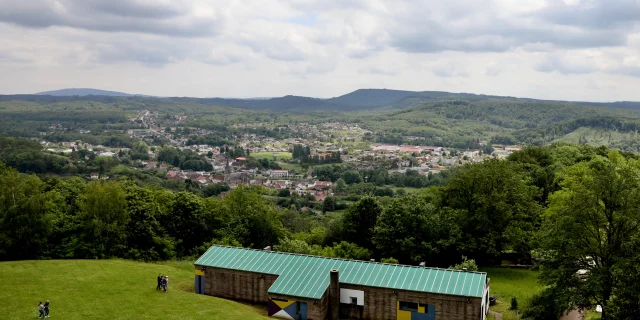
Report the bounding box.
[250,152,293,160]
[0,260,269,320]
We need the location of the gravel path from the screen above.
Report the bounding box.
[488,310,502,320]
[560,309,583,320]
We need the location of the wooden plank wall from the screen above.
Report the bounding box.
[341,283,483,320]
[199,266,279,303]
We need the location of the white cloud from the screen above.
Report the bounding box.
[0,0,640,101]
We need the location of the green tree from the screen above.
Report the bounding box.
[381,257,399,264]
[221,186,286,248]
[441,160,541,264]
[342,170,363,184]
[77,181,129,258]
[132,141,149,154]
[0,167,60,259]
[449,256,478,272]
[539,151,640,319]
[332,241,371,260]
[122,184,174,261]
[374,195,459,265]
[163,191,208,257]
[335,178,347,192]
[343,196,382,250]
[323,196,337,212]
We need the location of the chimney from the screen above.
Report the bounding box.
[264,246,272,251]
[419,262,426,267]
[329,269,340,320]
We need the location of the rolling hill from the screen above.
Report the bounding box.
[0,260,269,320]
[36,88,136,97]
[12,87,640,112]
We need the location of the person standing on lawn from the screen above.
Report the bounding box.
[37,302,44,318]
[161,276,167,293]
[44,300,50,318]
[156,274,162,290]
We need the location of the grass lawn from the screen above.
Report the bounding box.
[277,162,303,172]
[0,260,269,320]
[390,186,422,194]
[251,152,292,160]
[481,267,544,320]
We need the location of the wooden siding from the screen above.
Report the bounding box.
[198,265,278,303]
[341,283,483,320]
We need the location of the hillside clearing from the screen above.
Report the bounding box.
[482,267,543,320]
[0,260,268,320]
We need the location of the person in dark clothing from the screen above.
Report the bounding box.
[156,274,162,290]
[161,276,167,293]
[38,302,45,318]
[44,300,50,318]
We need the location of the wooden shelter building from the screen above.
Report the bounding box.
[194,245,490,320]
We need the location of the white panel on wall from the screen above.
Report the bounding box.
[340,288,364,306]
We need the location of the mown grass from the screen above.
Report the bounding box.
[250,152,292,160]
[482,267,544,320]
[0,260,269,320]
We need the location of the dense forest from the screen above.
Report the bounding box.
[2,143,640,318]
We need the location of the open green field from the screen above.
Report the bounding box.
[482,267,543,320]
[0,260,269,320]
[251,152,292,160]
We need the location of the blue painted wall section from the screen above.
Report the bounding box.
[194,269,205,294]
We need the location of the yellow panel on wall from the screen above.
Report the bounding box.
[397,310,412,320]
[418,305,425,313]
[397,302,412,320]
[194,269,205,276]
[272,299,294,310]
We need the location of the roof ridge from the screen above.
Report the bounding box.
[209,245,487,275]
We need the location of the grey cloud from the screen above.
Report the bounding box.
[431,64,469,78]
[534,0,640,29]
[0,0,220,37]
[0,51,33,64]
[92,41,185,66]
[83,0,186,19]
[361,67,397,76]
[535,55,597,75]
[352,0,637,55]
[535,54,640,78]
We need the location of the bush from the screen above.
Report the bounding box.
[381,257,399,264]
[521,289,565,320]
[510,297,519,311]
[449,256,479,272]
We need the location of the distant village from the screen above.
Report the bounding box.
[39,109,523,198]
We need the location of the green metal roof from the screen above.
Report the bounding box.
[195,245,487,300]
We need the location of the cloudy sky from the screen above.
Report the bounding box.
[1,0,640,101]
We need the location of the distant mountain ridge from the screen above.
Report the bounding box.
[36,88,138,97]
[27,87,640,112]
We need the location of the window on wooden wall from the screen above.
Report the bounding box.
[399,301,419,312]
[350,297,357,305]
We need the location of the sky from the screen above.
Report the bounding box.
[1,0,640,101]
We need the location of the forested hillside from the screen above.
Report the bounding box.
[357,100,640,151]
